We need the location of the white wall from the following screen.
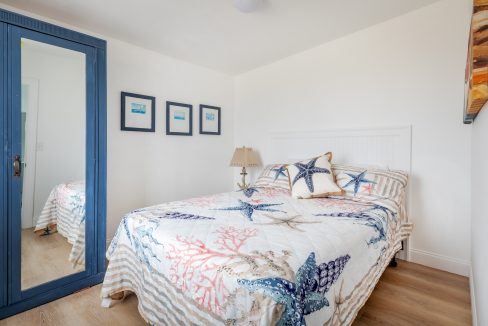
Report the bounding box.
[471,109,488,326]
[107,39,235,237]
[234,0,473,276]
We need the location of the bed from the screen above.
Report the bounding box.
[101,163,412,325]
[34,180,86,267]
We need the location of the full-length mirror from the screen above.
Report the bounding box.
[20,38,86,290]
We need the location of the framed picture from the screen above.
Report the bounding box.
[121,92,155,132]
[464,2,488,123]
[199,105,221,135]
[166,101,193,136]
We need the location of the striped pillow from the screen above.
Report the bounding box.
[331,164,408,208]
[254,164,290,190]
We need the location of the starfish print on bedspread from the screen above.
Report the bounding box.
[256,214,321,232]
[315,209,387,246]
[363,218,386,246]
[292,157,330,193]
[238,252,350,326]
[343,171,376,195]
[131,218,164,271]
[70,193,85,223]
[215,199,285,221]
[156,211,215,220]
[239,187,259,198]
[272,165,288,181]
[366,204,397,221]
[131,208,215,221]
[107,215,132,257]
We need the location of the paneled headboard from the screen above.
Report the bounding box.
[267,126,412,173]
[266,126,412,260]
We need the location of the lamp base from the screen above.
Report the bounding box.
[237,167,249,190]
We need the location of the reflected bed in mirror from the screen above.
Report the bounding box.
[21,181,85,289]
[20,38,86,290]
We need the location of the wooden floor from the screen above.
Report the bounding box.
[355,260,472,325]
[21,228,84,290]
[0,260,472,325]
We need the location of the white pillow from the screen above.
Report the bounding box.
[286,152,343,199]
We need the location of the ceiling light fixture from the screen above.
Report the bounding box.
[233,0,262,13]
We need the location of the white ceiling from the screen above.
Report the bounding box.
[1,0,439,75]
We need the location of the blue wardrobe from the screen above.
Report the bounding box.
[0,9,106,318]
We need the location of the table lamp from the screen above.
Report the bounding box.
[230,146,260,190]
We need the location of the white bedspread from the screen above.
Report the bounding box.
[34,180,85,267]
[102,187,411,325]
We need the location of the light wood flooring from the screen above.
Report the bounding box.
[355,260,472,325]
[1,259,472,325]
[21,228,84,290]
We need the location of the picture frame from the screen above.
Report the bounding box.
[199,104,221,135]
[166,101,193,136]
[121,92,155,132]
[464,1,488,123]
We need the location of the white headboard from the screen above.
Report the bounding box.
[265,126,412,260]
[267,126,412,173]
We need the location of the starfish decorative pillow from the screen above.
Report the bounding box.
[286,152,343,199]
[331,164,408,209]
[254,164,290,190]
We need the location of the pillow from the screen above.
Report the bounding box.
[286,152,343,199]
[253,164,291,190]
[331,164,408,208]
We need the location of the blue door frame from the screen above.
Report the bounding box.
[0,9,106,319]
[0,22,7,310]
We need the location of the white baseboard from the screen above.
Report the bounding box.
[470,267,478,326]
[409,248,470,277]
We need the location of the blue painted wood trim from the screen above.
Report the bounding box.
[9,26,104,304]
[6,23,17,305]
[85,33,97,279]
[0,22,7,309]
[0,272,105,320]
[0,8,105,49]
[8,26,99,304]
[96,48,107,273]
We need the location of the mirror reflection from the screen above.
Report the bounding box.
[20,38,86,290]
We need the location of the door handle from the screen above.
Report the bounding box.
[13,155,21,177]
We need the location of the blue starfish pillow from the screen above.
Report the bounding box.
[286,152,343,199]
[254,164,291,190]
[331,164,408,208]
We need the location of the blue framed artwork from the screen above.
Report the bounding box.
[199,104,221,135]
[166,101,192,136]
[121,92,155,132]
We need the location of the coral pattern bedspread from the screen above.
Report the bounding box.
[101,187,411,325]
[34,181,85,266]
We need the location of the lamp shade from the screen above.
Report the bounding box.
[230,147,260,167]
